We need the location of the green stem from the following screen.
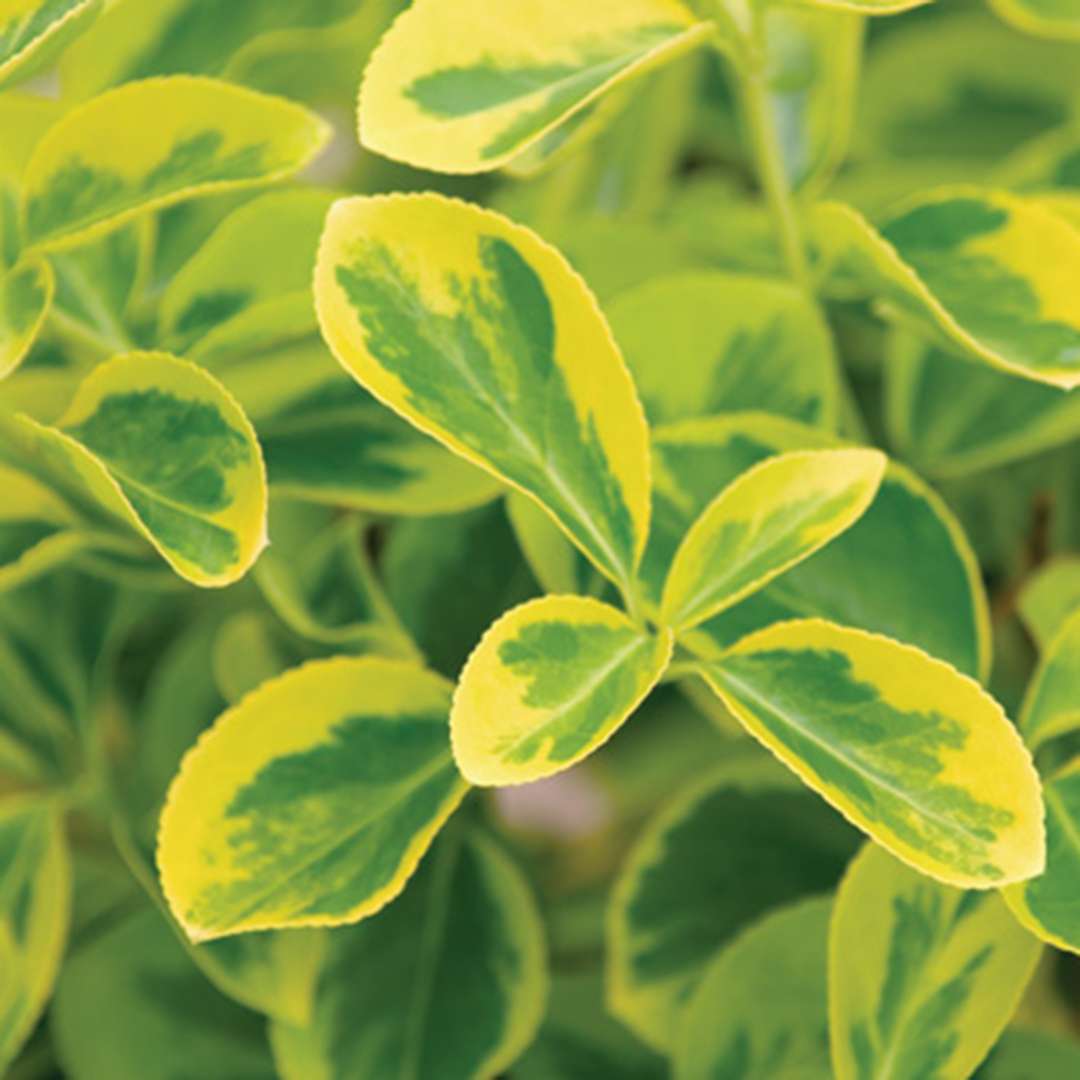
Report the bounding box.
[735,15,812,292]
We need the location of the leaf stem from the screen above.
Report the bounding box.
[735,15,813,292]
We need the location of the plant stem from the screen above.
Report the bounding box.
[737,21,813,292]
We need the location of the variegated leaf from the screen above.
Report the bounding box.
[990,0,1080,40]
[642,413,988,678]
[831,843,1041,1080]
[0,0,101,89]
[1004,757,1080,955]
[16,352,267,587]
[452,596,672,786]
[0,804,70,1072]
[271,826,547,1080]
[607,271,841,429]
[316,193,651,593]
[673,897,833,1080]
[1018,608,1080,752]
[22,76,330,252]
[815,188,1080,389]
[661,448,885,632]
[358,0,710,173]
[158,657,468,941]
[702,619,1045,888]
[160,188,335,355]
[0,258,52,381]
[608,760,859,1050]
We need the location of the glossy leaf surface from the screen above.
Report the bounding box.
[703,619,1045,888]
[22,76,330,251]
[316,193,651,591]
[661,448,885,632]
[158,657,468,941]
[271,827,547,1080]
[453,595,672,786]
[831,843,1041,1080]
[358,0,709,173]
[18,352,268,587]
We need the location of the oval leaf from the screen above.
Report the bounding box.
[0,0,101,89]
[160,188,334,354]
[1005,757,1080,954]
[358,0,709,173]
[990,0,1080,40]
[609,760,860,1050]
[315,193,651,592]
[661,448,886,632]
[52,907,278,1080]
[831,843,1041,1080]
[0,804,70,1073]
[158,657,468,941]
[606,270,841,429]
[815,189,1080,389]
[1019,609,1080,753]
[1019,558,1080,650]
[22,75,330,252]
[702,619,1045,888]
[17,352,267,587]
[452,595,672,786]
[1,258,53,381]
[674,897,833,1080]
[649,414,989,678]
[271,826,547,1080]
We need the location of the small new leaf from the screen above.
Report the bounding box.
[661,448,886,632]
[452,596,672,786]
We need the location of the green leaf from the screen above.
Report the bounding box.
[1018,609,1080,752]
[358,0,710,173]
[1004,757,1080,954]
[990,0,1080,40]
[158,656,468,941]
[0,803,70,1072]
[661,448,885,632]
[644,414,990,678]
[702,619,1045,888]
[0,0,101,90]
[253,373,504,517]
[505,489,600,597]
[607,270,841,429]
[794,0,929,9]
[857,13,1079,164]
[830,843,1041,1080]
[608,760,860,1050]
[270,826,548,1080]
[814,188,1080,389]
[16,352,268,587]
[383,502,537,677]
[52,906,277,1079]
[978,1028,1080,1078]
[1019,558,1080,650]
[0,257,52,381]
[885,333,1080,477]
[160,188,334,355]
[316,193,651,593]
[673,897,833,1080]
[59,0,364,96]
[452,595,672,786]
[21,76,330,252]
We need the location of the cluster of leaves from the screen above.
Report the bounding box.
[3,0,1080,1077]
